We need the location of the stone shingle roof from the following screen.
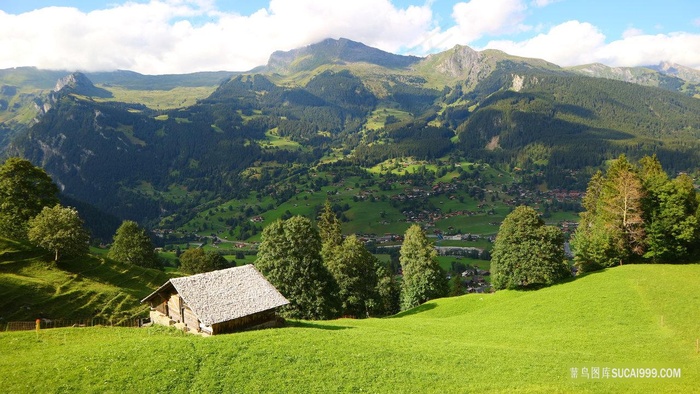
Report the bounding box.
[142,264,289,326]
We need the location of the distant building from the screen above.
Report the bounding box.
[141,265,289,335]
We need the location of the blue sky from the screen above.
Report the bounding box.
[1,0,699,74]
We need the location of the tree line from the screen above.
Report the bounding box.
[489,154,700,291]
[571,154,700,272]
[255,200,448,320]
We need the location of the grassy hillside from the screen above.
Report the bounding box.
[0,238,169,321]
[0,264,697,392]
[93,85,219,110]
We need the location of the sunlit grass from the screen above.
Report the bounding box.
[95,85,217,110]
[0,238,168,321]
[1,264,697,392]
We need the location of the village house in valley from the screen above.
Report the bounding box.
[141,264,289,335]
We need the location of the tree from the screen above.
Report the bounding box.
[399,224,447,310]
[374,264,401,316]
[256,216,339,320]
[27,204,89,262]
[571,155,646,271]
[0,158,59,239]
[179,248,228,274]
[644,174,700,261]
[326,235,380,317]
[571,170,617,272]
[570,218,616,274]
[108,221,161,269]
[318,199,342,262]
[599,155,646,260]
[490,206,569,290]
[448,275,464,297]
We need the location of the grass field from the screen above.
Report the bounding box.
[95,85,218,110]
[1,264,697,393]
[0,238,169,321]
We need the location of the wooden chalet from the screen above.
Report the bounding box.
[141,264,289,335]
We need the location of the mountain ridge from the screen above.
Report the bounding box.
[260,37,422,74]
[4,38,700,238]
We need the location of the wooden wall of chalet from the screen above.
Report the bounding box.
[153,295,167,315]
[183,304,199,331]
[211,309,277,335]
[167,294,181,322]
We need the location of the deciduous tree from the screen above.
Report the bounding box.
[256,216,339,320]
[179,248,228,274]
[644,174,700,261]
[108,221,161,269]
[0,158,59,239]
[27,204,89,262]
[491,206,568,290]
[326,235,380,317]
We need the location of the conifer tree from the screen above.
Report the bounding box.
[399,224,447,310]
[571,170,617,272]
[572,155,646,271]
[318,199,342,262]
[375,264,401,316]
[599,155,646,260]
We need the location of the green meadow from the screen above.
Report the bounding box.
[0,239,168,321]
[174,158,536,246]
[1,264,697,393]
[94,85,218,110]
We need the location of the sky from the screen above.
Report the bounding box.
[1,0,699,75]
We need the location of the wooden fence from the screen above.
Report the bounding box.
[2,318,145,332]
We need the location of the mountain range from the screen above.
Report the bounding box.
[2,37,700,240]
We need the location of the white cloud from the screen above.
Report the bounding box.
[485,20,605,66]
[1,0,699,74]
[0,0,433,74]
[531,0,560,7]
[622,27,644,39]
[484,20,700,69]
[599,32,700,69]
[418,0,529,51]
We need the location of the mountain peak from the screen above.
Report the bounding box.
[263,37,421,74]
[650,61,700,84]
[54,72,111,98]
[423,44,483,78]
[54,72,94,92]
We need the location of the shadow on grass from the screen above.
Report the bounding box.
[389,302,437,318]
[286,320,354,331]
